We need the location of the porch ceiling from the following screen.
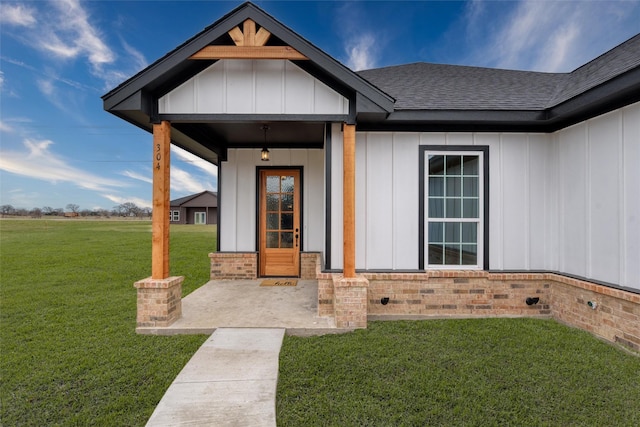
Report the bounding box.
[173,120,325,153]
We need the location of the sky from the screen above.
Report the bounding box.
[1,0,639,212]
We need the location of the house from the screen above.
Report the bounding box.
[170,190,217,225]
[103,2,640,350]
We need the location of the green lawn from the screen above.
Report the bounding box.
[3,220,640,426]
[278,319,640,426]
[0,219,213,425]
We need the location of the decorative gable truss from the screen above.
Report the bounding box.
[189,19,308,60]
[159,19,349,115]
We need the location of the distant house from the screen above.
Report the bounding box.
[170,191,217,225]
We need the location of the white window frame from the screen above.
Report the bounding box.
[170,210,180,222]
[425,150,484,270]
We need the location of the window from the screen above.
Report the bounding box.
[422,149,486,269]
[170,210,180,222]
[194,212,206,225]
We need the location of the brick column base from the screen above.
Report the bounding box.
[134,276,183,328]
[333,275,369,328]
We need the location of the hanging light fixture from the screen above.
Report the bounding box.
[261,125,270,161]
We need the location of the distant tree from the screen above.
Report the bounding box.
[141,207,152,218]
[30,208,42,218]
[80,209,92,217]
[119,202,140,217]
[54,208,64,216]
[42,206,54,216]
[66,203,80,213]
[1,205,15,217]
[112,205,124,217]
[16,208,28,217]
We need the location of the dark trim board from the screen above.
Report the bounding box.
[324,124,332,270]
[418,145,490,271]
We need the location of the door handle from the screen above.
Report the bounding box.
[295,228,299,248]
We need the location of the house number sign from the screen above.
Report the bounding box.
[155,144,162,170]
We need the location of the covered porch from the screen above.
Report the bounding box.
[136,279,336,336]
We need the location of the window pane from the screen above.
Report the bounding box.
[463,156,479,175]
[428,244,444,264]
[266,176,279,193]
[446,199,462,218]
[445,222,460,243]
[429,155,445,175]
[429,199,444,217]
[463,177,478,197]
[281,232,293,248]
[266,213,279,230]
[462,199,478,219]
[461,245,477,265]
[281,213,293,230]
[281,194,293,211]
[446,177,461,197]
[461,223,477,243]
[446,156,462,175]
[281,176,294,193]
[429,222,444,243]
[444,244,461,264]
[429,177,444,196]
[266,232,279,248]
[266,194,279,211]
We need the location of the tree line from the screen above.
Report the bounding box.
[0,203,152,219]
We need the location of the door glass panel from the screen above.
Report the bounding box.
[281,213,293,230]
[281,194,293,211]
[281,232,293,248]
[266,232,279,248]
[281,176,294,193]
[267,194,279,211]
[267,213,279,230]
[266,176,280,193]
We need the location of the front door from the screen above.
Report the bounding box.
[259,169,301,277]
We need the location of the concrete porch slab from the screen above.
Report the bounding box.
[137,280,336,335]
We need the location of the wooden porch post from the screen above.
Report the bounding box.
[343,123,356,278]
[152,121,171,279]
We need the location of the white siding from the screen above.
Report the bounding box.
[219,148,325,253]
[555,103,640,289]
[159,59,349,115]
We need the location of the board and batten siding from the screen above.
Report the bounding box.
[219,148,325,253]
[555,102,640,290]
[330,102,639,290]
[158,59,349,115]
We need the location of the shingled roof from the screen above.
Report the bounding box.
[357,34,640,114]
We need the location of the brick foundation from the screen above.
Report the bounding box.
[134,276,183,328]
[332,275,369,329]
[318,270,639,351]
[209,252,257,279]
[301,252,322,280]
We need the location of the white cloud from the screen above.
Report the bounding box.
[102,194,150,209]
[171,167,212,194]
[460,0,640,72]
[0,121,12,133]
[122,170,152,184]
[345,33,377,71]
[171,145,218,179]
[0,138,126,192]
[0,3,37,27]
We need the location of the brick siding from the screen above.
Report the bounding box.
[208,252,257,280]
[134,276,183,327]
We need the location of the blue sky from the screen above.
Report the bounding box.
[1,0,639,212]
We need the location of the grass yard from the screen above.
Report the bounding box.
[277,319,640,426]
[0,219,214,425]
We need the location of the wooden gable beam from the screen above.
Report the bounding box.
[190,45,307,60]
[190,18,306,60]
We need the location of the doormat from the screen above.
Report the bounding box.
[260,279,298,287]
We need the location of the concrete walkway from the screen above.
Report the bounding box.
[146,328,285,427]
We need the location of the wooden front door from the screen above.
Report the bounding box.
[259,169,301,277]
